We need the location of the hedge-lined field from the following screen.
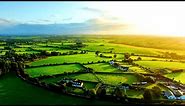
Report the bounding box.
[30,52,111,66]
[41,73,98,84]
[96,73,138,85]
[82,43,161,55]
[135,61,185,70]
[85,63,120,72]
[25,64,84,78]
[165,72,185,84]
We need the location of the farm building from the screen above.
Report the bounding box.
[61,78,83,88]
[162,91,176,100]
[172,90,183,97]
[109,60,114,65]
[118,66,129,71]
[132,82,147,86]
[71,80,83,88]
[120,83,130,89]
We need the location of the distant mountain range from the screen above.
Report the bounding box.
[0,18,125,36]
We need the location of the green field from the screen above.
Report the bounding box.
[82,43,161,55]
[13,48,30,52]
[165,72,185,84]
[135,61,185,70]
[0,73,120,105]
[41,73,99,84]
[85,63,120,72]
[29,52,111,66]
[130,56,171,61]
[126,89,144,99]
[96,73,138,85]
[16,51,40,54]
[129,66,148,73]
[25,64,84,78]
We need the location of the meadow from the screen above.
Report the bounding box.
[41,73,99,84]
[96,73,138,85]
[165,72,185,84]
[135,61,185,70]
[25,64,84,78]
[29,52,111,66]
[84,63,120,72]
[0,73,120,105]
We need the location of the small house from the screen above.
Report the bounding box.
[120,83,130,89]
[141,82,147,85]
[172,90,183,97]
[109,60,114,65]
[118,66,129,71]
[71,80,83,88]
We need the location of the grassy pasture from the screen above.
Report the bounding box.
[107,35,185,51]
[25,64,84,78]
[13,48,30,51]
[135,61,185,70]
[29,52,111,66]
[129,66,148,73]
[0,73,120,105]
[84,63,120,72]
[41,73,98,84]
[15,51,40,54]
[165,72,185,84]
[0,46,4,49]
[16,45,33,48]
[130,56,171,61]
[126,89,144,99]
[82,43,161,55]
[96,73,138,85]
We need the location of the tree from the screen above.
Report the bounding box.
[128,58,133,64]
[137,56,142,61]
[114,87,123,98]
[124,53,130,60]
[95,51,100,56]
[143,89,152,101]
[144,76,155,83]
[89,89,96,98]
[99,53,103,57]
[152,86,161,98]
[113,54,117,58]
[97,87,106,97]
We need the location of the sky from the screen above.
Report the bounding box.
[0,1,185,36]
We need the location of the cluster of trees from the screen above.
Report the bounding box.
[122,53,133,64]
[143,86,161,101]
[163,52,185,60]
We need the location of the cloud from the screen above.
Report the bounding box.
[0,17,128,35]
[82,7,104,14]
[62,17,72,21]
[0,18,17,25]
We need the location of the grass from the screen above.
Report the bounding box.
[15,51,40,54]
[82,43,161,55]
[96,73,138,85]
[130,56,171,61]
[29,52,111,66]
[41,73,99,84]
[126,89,144,99]
[84,63,120,72]
[83,82,98,89]
[13,48,30,52]
[25,64,84,78]
[135,61,185,70]
[0,73,120,105]
[129,66,148,73]
[165,72,185,84]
